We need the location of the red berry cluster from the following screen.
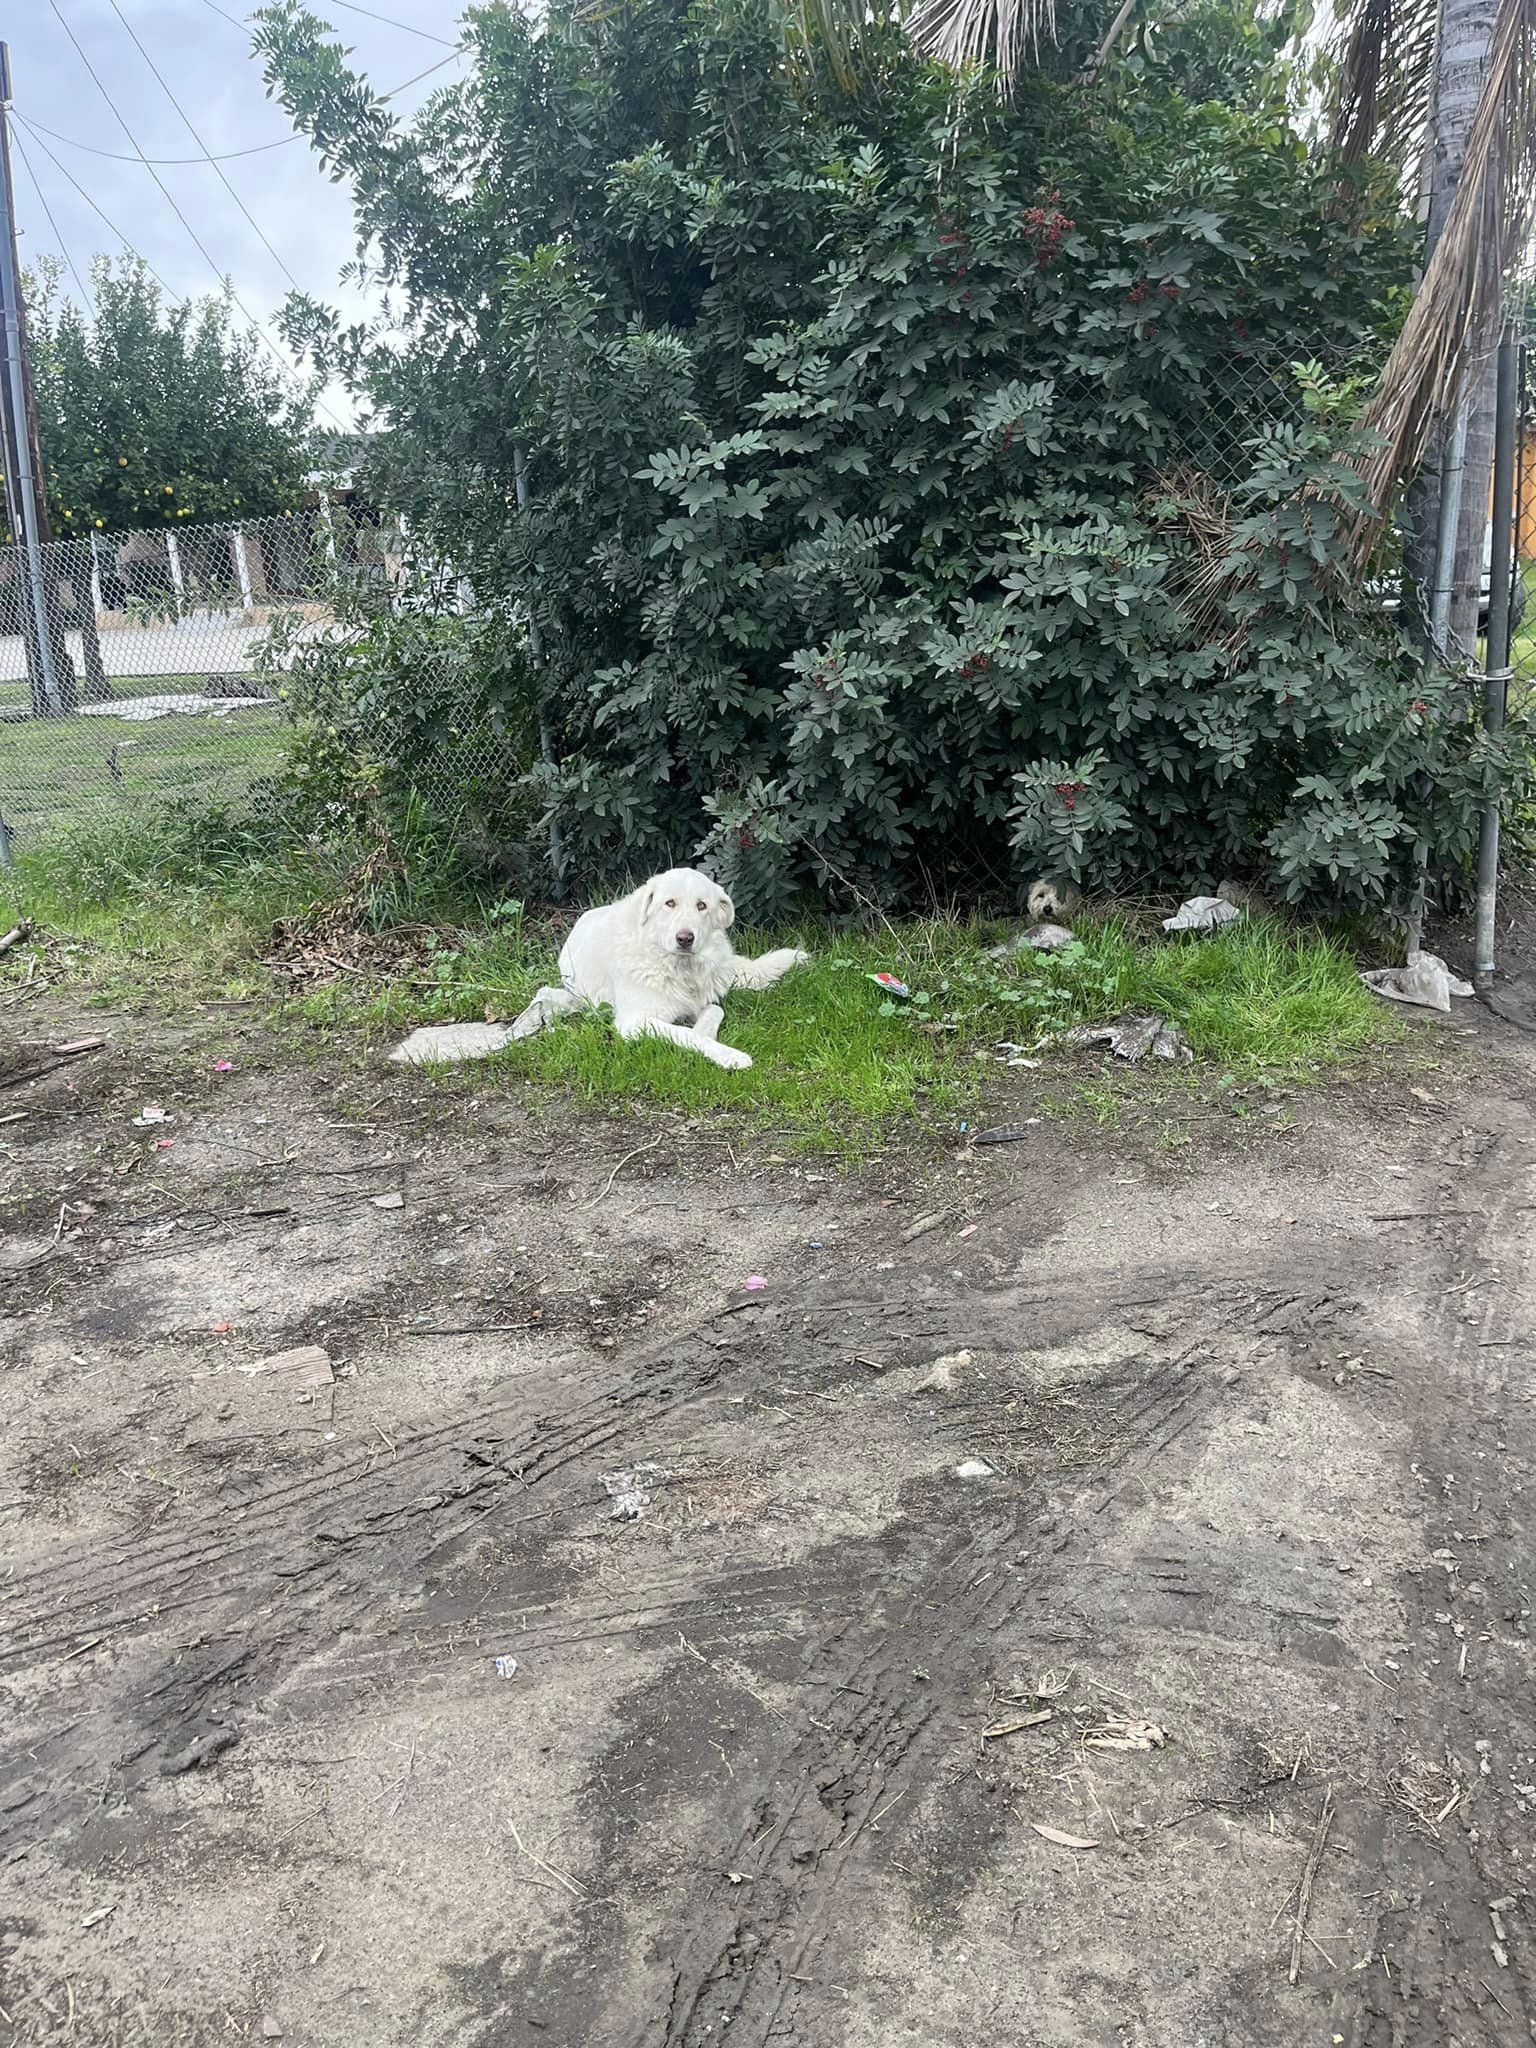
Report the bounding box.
[1053,779,1088,812]
[958,652,991,677]
[932,218,970,281]
[737,827,757,851]
[1020,190,1074,271]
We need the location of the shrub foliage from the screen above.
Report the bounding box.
[256,0,1514,912]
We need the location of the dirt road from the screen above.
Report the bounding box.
[2,994,1534,2046]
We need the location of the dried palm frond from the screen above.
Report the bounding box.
[1144,466,1252,659]
[1349,0,1536,550]
[1076,0,1139,84]
[783,0,862,90]
[908,0,1059,88]
[1329,0,1439,169]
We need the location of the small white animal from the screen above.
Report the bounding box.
[1026,876,1083,922]
[510,866,808,1071]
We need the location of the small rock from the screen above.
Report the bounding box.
[239,1345,333,1394]
[953,1458,996,1480]
[389,1021,514,1067]
[262,2020,284,2041]
[372,1191,405,1211]
[914,1350,971,1393]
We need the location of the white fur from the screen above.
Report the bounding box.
[510,866,808,1071]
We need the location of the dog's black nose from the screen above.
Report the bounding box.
[676,929,695,950]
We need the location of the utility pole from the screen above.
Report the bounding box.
[0,41,70,715]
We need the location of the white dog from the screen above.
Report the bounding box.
[510,867,808,1071]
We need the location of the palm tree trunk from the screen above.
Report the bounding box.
[1404,0,1498,655]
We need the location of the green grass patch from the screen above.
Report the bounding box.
[1,819,1395,1150]
[0,674,285,843]
[295,910,1390,1146]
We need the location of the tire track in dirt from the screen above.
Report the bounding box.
[0,1262,1362,1878]
[630,1349,1220,2048]
[0,1271,1304,1663]
[0,1329,737,1663]
[1333,1108,1536,2048]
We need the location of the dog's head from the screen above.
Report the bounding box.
[638,868,735,956]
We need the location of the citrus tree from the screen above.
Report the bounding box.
[24,255,316,542]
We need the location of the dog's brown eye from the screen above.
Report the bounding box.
[696,901,705,911]
[665,899,676,909]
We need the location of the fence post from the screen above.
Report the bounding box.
[88,531,103,614]
[165,531,185,610]
[513,441,567,898]
[233,525,255,612]
[73,536,113,702]
[1473,327,1520,989]
[315,490,338,570]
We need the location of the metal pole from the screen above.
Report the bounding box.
[514,441,566,898]
[1473,328,1519,989]
[1428,389,1472,662]
[1405,384,1475,960]
[0,50,59,715]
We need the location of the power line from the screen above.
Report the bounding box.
[198,0,458,38]
[300,0,459,44]
[21,119,299,166]
[22,46,466,164]
[10,120,95,317]
[377,47,468,98]
[46,0,347,426]
[14,117,182,304]
[105,0,302,292]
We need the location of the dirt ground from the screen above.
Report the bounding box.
[4,939,1536,2047]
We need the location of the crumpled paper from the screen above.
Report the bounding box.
[1162,895,1242,934]
[988,921,1076,959]
[600,1461,670,1521]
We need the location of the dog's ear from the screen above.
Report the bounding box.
[640,883,656,919]
[718,891,736,930]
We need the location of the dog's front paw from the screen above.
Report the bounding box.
[711,1044,754,1072]
[510,1004,549,1041]
[787,948,811,968]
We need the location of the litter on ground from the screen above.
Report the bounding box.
[988,922,1075,958]
[601,1462,670,1520]
[1066,1014,1191,1062]
[1361,952,1475,1013]
[1162,895,1242,933]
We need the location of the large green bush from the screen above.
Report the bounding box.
[256,0,1516,913]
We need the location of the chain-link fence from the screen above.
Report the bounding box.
[4,344,1525,865]
[0,501,407,859]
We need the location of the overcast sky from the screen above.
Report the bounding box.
[7,0,470,426]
